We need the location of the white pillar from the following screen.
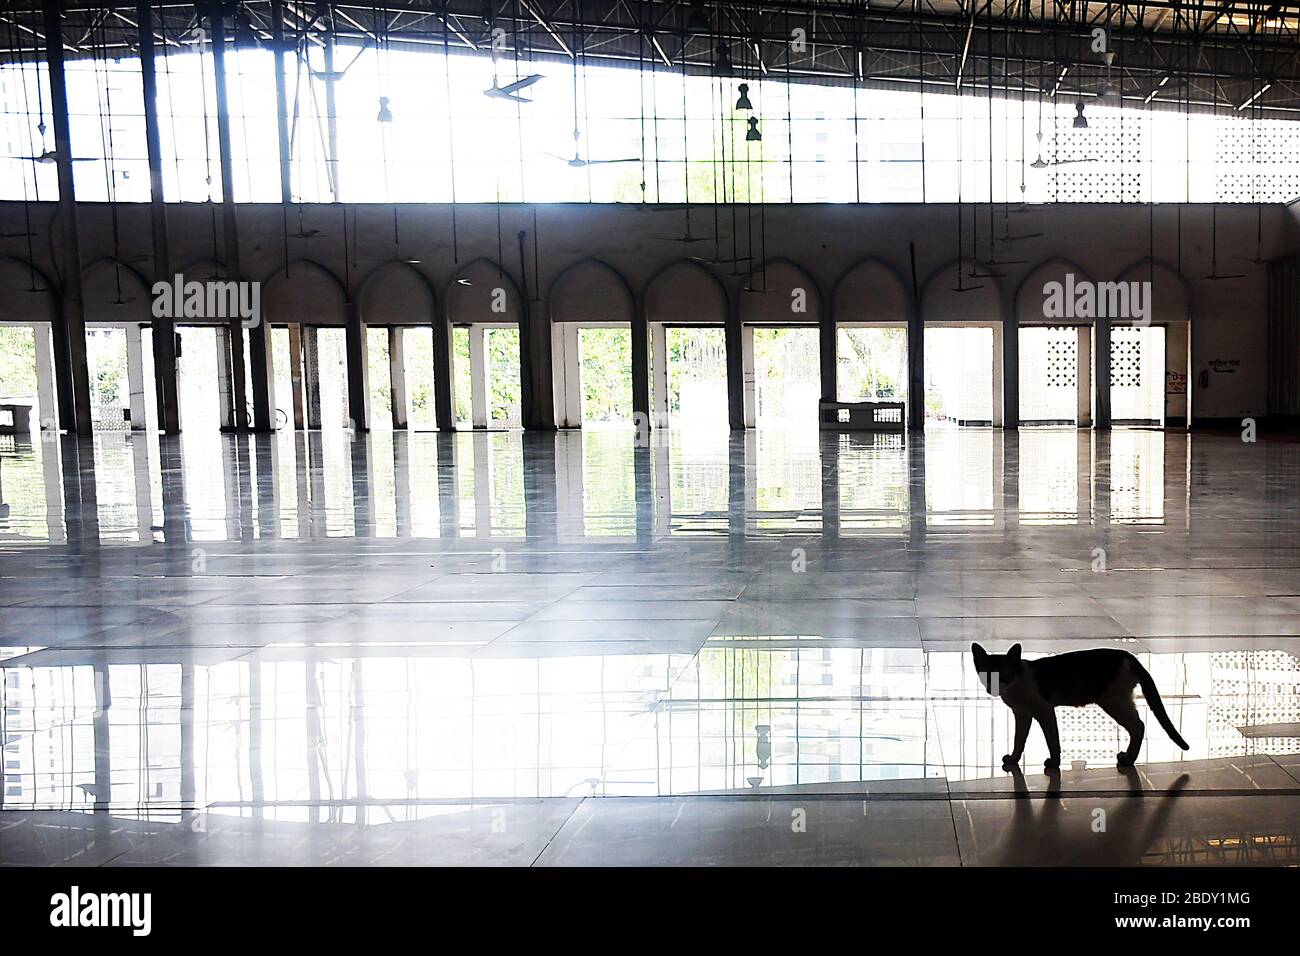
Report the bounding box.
[742,325,757,428]
[991,322,1004,428]
[651,322,669,429]
[1076,325,1093,428]
[551,323,582,428]
[215,326,234,430]
[34,322,58,432]
[126,323,148,431]
[469,325,489,429]
[389,327,409,429]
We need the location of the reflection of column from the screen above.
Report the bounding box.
[126,323,148,431]
[472,431,492,536]
[741,326,757,428]
[1077,325,1093,428]
[93,662,111,810]
[470,325,489,429]
[522,432,559,542]
[304,659,323,823]
[159,434,188,543]
[254,434,280,539]
[653,438,672,536]
[651,322,669,428]
[999,428,1018,528]
[393,431,411,536]
[61,437,99,547]
[389,327,408,429]
[1093,429,1111,526]
[908,433,927,545]
[180,662,195,807]
[34,323,58,431]
[40,433,66,543]
[131,432,153,539]
[288,323,306,429]
[634,445,653,543]
[351,434,374,537]
[554,430,585,536]
[821,433,840,540]
[1077,429,1093,526]
[302,326,323,428]
[435,433,460,538]
[727,432,746,539]
[308,431,327,536]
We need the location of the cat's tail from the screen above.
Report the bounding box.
[1133,659,1190,750]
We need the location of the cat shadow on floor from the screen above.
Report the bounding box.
[983,765,1191,866]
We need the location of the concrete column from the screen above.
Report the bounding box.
[907,273,925,432]
[725,309,744,431]
[344,302,369,431]
[34,322,58,432]
[470,325,490,429]
[1076,325,1093,428]
[302,326,323,428]
[1094,319,1112,429]
[742,326,757,429]
[991,322,1005,429]
[389,327,408,429]
[651,322,669,429]
[126,324,148,431]
[43,3,93,435]
[288,323,306,428]
[820,305,836,403]
[433,315,456,431]
[631,305,650,428]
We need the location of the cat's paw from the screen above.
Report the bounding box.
[1043,757,1061,772]
[1116,753,1135,767]
[1001,754,1020,770]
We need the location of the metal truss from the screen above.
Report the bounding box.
[2,2,1300,114]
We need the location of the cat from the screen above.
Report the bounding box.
[970,643,1190,772]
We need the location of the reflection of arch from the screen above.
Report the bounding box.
[920,258,1004,322]
[359,260,436,326]
[1115,257,1194,323]
[0,255,58,324]
[446,257,522,324]
[547,257,634,323]
[1013,257,1095,325]
[261,258,347,324]
[831,256,909,324]
[738,257,822,324]
[643,258,728,324]
[82,256,153,323]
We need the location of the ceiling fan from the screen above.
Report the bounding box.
[9,149,95,164]
[550,129,637,167]
[485,74,543,103]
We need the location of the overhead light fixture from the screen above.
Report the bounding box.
[715,41,732,76]
[745,117,761,142]
[735,83,753,111]
[377,96,393,123]
[1073,99,1088,129]
[1143,75,1170,105]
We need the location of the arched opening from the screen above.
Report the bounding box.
[644,259,729,432]
[0,257,58,435]
[833,258,909,408]
[738,258,822,430]
[83,258,155,432]
[548,259,635,429]
[1015,259,1094,428]
[263,259,348,431]
[920,265,1002,428]
[360,261,438,430]
[447,258,524,430]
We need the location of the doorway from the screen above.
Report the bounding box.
[1111,326,1165,426]
[662,326,727,430]
[1019,326,1080,426]
[924,326,994,426]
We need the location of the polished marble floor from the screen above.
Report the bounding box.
[2,424,1299,866]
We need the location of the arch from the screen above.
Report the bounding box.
[643,258,728,325]
[82,257,153,324]
[547,257,634,323]
[446,257,522,325]
[175,256,229,284]
[920,258,1004,323]
[359,260,436,326]
[1013,257,1095,325]
[1115,257,1194,323]
[0,255,58,324]
[738,257,822,325]
[261,258,348,325]
[831,256,909,324]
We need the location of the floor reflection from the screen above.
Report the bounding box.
[2,425,1299,864]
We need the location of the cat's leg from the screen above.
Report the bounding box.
[1100,694,1144,766]
[1002,709,1032,770]
[1039,707,1061,771]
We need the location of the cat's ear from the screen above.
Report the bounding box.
[971,643,987,665]
[1007,643,1022,664]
